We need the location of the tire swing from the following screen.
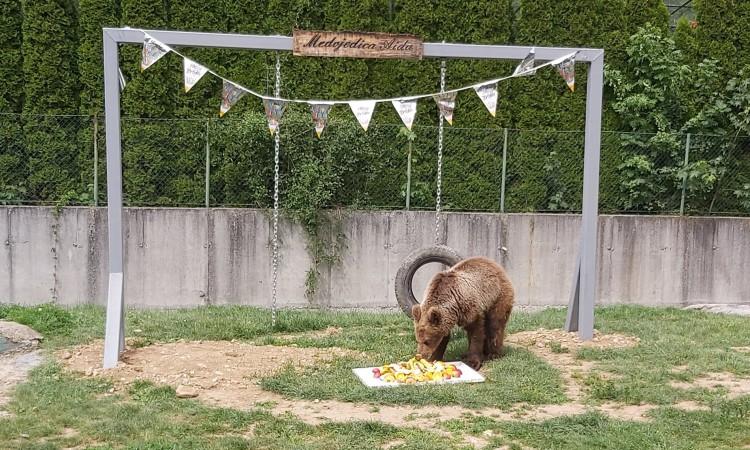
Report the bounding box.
[394,61,463,319]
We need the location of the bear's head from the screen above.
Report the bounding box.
[412,304,453,361]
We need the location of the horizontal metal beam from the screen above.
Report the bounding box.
[104,28,603,62]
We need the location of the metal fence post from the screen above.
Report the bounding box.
[679,133,691,216]
[93,116,99,207]
[406,140,412,210]
[205,119,210,208]
[499,127,508,213]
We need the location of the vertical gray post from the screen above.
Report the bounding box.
[93,116,99,207]
[406,141,412,210]
[565,51,604,340]
[102,31,126,368]
[500,127,508,213]
[680,133,691,216]
[564,250,581,331]
[205,119,210,208]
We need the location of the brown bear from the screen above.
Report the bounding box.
[412,256,514,370]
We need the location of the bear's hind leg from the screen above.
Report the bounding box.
[484,303,511,360]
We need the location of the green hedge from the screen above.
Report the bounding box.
[3,0,750,214]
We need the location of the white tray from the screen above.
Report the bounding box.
[352,361,485,388]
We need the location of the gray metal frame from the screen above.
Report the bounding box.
[101,27,604,368]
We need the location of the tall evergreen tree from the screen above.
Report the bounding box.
[77,0,118,204]
[509,0,627,211]
[673,16,699,60]
[78,0,119,116]
[0,0,25,193]
[120,0,176,117]
[692,0,750,77]
[624,0,669,32]
[22,0,81,201]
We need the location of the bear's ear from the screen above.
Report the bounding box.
[427,308,442,326]
[411,304,422,321]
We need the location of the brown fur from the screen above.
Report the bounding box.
[412,257,514,370]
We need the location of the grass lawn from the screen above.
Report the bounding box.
[0,304,749,449]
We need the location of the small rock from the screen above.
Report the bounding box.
[313,399,320,403]
[20,433,29,439]
[84,368,94,377]
[60,351,72,360]
[482,430,493,437]
[108,387,115,393]
[176,385,199,398]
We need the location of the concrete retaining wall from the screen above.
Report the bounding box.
[1,207,748,308]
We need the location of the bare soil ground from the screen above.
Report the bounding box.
[53,328,741,429]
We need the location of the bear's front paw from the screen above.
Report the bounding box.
[461,353,483,370]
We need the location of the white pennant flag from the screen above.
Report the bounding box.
[553,53,576,92]
[263,98,287,135]
[183,58,209,92]
[219,80,247,117]
[433,92,457,125]
[141,35,171,71]
[473,82,498,117]
[513,48,536,77]
[310,103,333,138]
[391,99,418,130]
[349,100,376,131]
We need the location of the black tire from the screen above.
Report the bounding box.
[395,245,463,318]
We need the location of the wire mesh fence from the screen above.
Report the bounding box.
[1,112,749,215]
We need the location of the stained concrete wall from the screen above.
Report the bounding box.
[1,206,748,308]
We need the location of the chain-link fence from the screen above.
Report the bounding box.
[1,112,749,215]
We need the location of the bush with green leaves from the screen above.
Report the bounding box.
[607,25,750,213]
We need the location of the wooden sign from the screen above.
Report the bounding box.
[293,30,423,60]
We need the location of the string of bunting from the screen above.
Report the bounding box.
[140,31,577,137]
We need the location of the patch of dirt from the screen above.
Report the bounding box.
[507,328,640,351]
[60,339,355,393]
[463,434,489,448]
[673,400,711,412]
[507,329,636,405]
[277,326,342,340]
[0,321,44,415]
[670,372,750,398]
[731,347,750,354]
[381,439,404,449]
[54,329,703,430]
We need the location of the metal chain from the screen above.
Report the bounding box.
[271,53,281,328]
[435,61,446,245]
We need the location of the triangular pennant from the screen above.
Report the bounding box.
[473,82,498,117]
[349,100,376,131]
[433,91,457,125]
[141,35,171,71]
[183,58,209,93]
[263,98,287,135]
[391,99,418,130]
[553,54,576,92]
[310,103,333,138]
[219,80,247,117]
[513,48,536,77]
